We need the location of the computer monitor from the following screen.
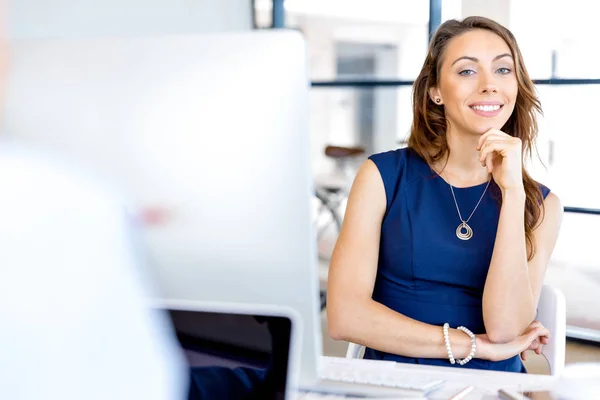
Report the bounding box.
[161,300,302,400]
[4,31,324,388]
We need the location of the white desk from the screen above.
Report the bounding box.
[398,362,556,399]
[312,356,557,399]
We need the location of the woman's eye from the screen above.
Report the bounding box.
[459,69,475,76]
[497,67,512,74]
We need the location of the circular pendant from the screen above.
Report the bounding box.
[456,222,473,241]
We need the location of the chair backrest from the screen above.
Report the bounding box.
[345,285,566,376]
[537,284,567,376]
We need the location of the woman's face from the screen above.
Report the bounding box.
[431,29,518,136]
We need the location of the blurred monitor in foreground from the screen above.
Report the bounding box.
[4,30,321,389]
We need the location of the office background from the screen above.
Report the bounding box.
[8,0,600,373]
[256,0,600,374]
[254,0,600,348]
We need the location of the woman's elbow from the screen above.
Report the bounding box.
[326,296,362,341]
[327,287,372,341]
[484,311,536,343]
[327,308,351,341]
[328,321,346,341]
[485,327,519,344]
[487,331,517,344]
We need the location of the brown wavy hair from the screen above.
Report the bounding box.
[408,16,545,260]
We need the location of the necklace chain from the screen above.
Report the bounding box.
[449,178,491,224]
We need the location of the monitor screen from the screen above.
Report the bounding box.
[166,309,292,400]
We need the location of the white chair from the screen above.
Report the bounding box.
[537,284,567,376]
[345,284,566,376]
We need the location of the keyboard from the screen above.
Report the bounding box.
[318,356,445,393]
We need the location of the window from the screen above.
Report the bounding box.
[255,0,429,80]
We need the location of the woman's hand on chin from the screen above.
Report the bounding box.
[476,128,524,194]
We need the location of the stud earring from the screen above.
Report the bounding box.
[435,98,441,103]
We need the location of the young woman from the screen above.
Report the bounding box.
[326,16,563,372]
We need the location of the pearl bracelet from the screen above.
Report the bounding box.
[456,325,477,366]
[442,323,455,364]
[443,323,477,366]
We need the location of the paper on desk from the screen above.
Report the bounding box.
[291,393,426,400]
[352,396,426,400]
[427,382,496,400]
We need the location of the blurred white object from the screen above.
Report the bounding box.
[0,144,187,400]
[553,362,600,400]
[4,30,323,390]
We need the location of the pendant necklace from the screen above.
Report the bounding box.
[448,178,491,241]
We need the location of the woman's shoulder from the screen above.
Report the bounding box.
[537,182,551,200]
[367,147,427,179]
[535,182,563,218]
[366,147,425,211]
[368,146,410,167]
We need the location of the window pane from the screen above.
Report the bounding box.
[533,85,600,209]
[548,212,600,339]
[275,0,430,80]
[536,85,600,340]
[309,87,412,176]
[460,0,600,79]
[525,0,600,79]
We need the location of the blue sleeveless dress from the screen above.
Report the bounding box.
[363,147,550,373]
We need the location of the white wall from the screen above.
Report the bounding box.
[7,0,252,39]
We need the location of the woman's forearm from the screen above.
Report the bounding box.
[329,298,474,359]
[482,189,535,342]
